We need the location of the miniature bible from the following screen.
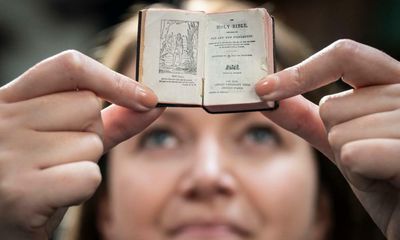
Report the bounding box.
[136,8,277,113]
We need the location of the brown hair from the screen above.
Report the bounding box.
[62,2,384,240]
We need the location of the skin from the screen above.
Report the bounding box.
[97,61,326,240]
[100,109,321,240]
[256,39,400,239]
[0,50,163,239]
[0,38,399,240]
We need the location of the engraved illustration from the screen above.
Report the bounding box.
[159,20,199,75]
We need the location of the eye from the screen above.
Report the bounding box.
[242,125,281,146]
[138,128,179,150]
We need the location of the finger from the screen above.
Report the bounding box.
[256,39,400,100]
[45,207,68,238]
[0,50,157,111]
[7,131,103,169]
[32,161,101,208]
[14,90,103,133]
[320,84,400,130]
[101,105,165,151]
[340,139,400,188]
[261,95,334,160]
[328,109,400,151]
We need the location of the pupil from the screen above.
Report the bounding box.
[250,128,270,142]
[153,131,169,145]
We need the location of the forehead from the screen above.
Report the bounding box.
[157,107,268,125]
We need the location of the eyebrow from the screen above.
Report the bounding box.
[227,112,252,121]
[158,110,186,122]
[226,112,274,126]
[158,110,256,125]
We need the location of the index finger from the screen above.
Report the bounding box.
[0,50,157,111]
[256,39,400,101]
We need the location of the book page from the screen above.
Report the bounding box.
[204,9,273,107]
[140,9,206,105]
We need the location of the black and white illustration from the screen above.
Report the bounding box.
[159,20,199,75]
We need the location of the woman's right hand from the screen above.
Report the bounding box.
[0,50,164,239]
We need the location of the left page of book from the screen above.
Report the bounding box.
[138,9,206,105]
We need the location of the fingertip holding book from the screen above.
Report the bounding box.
[136,8,277,113]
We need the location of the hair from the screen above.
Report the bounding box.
[61,1,385,240]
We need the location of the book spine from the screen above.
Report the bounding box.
[201,77,204,107]
[135,10,143,82]
[272,16,276,74]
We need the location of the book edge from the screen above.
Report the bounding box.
[136,8,279,112]
[136,10,145,84]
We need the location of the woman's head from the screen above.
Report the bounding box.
[99,95,325,240]
[95,1,327,238]
[94,1,331,237]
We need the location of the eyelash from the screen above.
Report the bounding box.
[241,125,282,146]
[136,124,282,152]
[137,127,178,150]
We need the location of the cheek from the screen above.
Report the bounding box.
[108,155,183,239]
[239,154,318,239]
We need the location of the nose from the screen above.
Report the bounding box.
[179,136,236,200]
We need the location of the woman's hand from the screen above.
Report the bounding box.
[0,50,164,239]
[256,39,400,239]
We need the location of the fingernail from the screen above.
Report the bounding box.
[256,75,278,100]
[135,85,158,110]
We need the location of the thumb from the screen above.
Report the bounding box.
[45,207,68,238]
[261,95,334,161]
[101,105,165,151]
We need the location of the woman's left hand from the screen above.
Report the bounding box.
[256,39,400,239]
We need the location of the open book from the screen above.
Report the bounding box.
[136,8,277,113]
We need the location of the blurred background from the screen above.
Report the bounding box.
[1,0,399,85]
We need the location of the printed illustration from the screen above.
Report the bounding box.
[159,20,199,75]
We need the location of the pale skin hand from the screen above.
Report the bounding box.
[0,50,164,240]
[256,39,400,239]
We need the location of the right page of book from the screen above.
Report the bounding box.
[204,9,274,108]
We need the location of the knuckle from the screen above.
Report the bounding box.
[56,50,85,82]
[0,104,16,131]
[318,95,334,126]
[339,143,357,170]
[386,83,400,100]
[289,64,306,92]
[330,39,361,61]
[81,162,102,197]
[81,90,101,112]
[87,134,104,161]
[85,120,104,142]
[70,162,102,204]
[0,176,25,208]
[112,71,128,96]
[78,91,102,128]
[327,125,341,148]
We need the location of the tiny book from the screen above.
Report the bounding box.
[136,8,277,113]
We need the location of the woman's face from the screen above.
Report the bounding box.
[100,107,324,240]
